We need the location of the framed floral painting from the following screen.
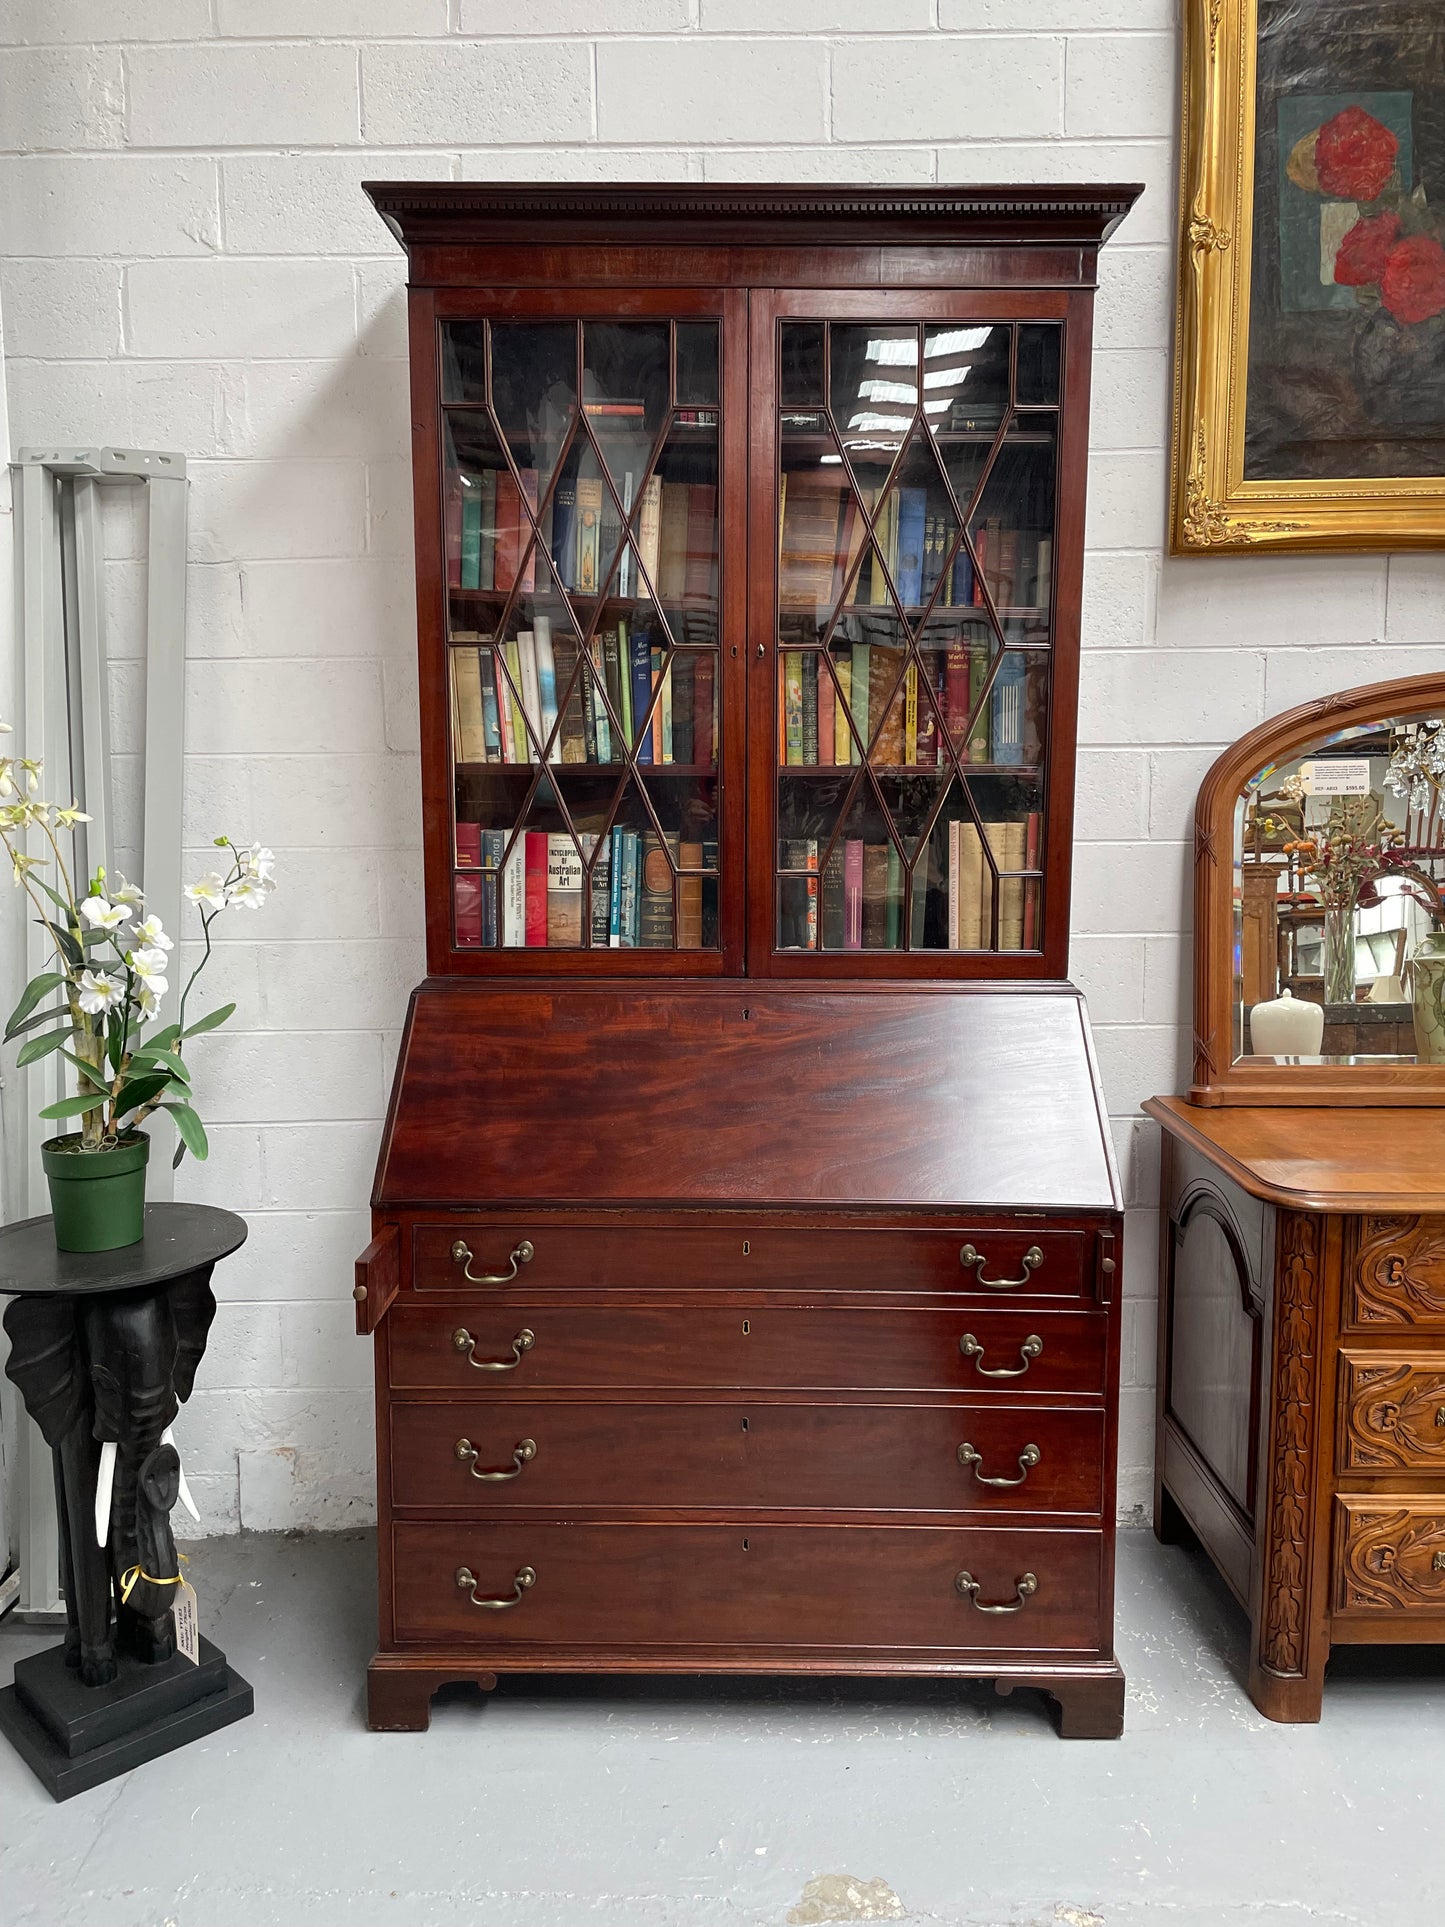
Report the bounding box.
[1172,0,1445,551]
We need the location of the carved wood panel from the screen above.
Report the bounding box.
[1259,1212,1320,1676]
[1338,1354,1445,1471]
[1350,1217,1445,1327]
[1335,1500,1445,1613]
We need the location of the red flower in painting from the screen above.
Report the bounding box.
[1380,234,1445,323]
[1333,210,1402,285]
[1314,105,1400,201]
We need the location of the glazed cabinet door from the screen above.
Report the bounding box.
[414,287,748,973]
[746,289,1091,979]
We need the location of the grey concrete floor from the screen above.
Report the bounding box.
[1,1528,1441,1927]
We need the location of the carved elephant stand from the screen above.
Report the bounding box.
[0,1204,253,1800]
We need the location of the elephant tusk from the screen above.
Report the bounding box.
[95,1440,116,1547]
[162,1425,201,1525]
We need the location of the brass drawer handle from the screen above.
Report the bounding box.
[960,1243,1044,1290]
[455,1563,536,1610]
[959,1333,1042,1378]
[451,1237,534,1284]
[955,1570,1038,1614]
[452,1326,535,1371]
[455,1436,536,1481]
[958,1441,1041,1487]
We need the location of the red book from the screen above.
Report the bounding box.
[519,466,538,594]
[524,830,548,946]
[843,839,864,951]
[693,654,715,768]
[944,641,970,757]
[446,474,463,589]
[455,821,481,868]
[1022,809,1041,949]
[684,483,717,603]
[454,873,482,946]
[495,470,521,593]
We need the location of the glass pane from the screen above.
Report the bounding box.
[1016,324,1062,407]
[446,315,722,954]
[780,322,825,407]
[972,776,1046,952]
[967,413,1057,646]
[780,773,903,954]
[926,323,1011,520]
[778,432,868,643]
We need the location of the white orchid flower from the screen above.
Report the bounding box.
[54,801,92,828]
[185,871,229,907]
[11,849,46,886]
[129,947,169,991]
[242,845,276,881]
[77,968,124,1016]
[133,981,162,1023]
[134,914,172,952]
[80,895,133,932]
[20,757,41,793]
[226,871,272,910]
[0,764,12,798]
[110,874,145,906]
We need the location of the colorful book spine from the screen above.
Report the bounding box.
[816,658,835,768]
[630,628,654,765]
[945,642,970,760]
[517,630,542,760]
[801,654,818,767]
[951,542,974,608]
[587,637,610,763]
[502,838,526,947]
[575,476,603,595]
[455,821,481,868]
[546,833,584,947]
[524,830,548,946]
[601,630,623,759]
[588,834,610,947]
[968,645,991,764]
[618,472,635,597]
[495,471,521,593]
[651,647,666,765]
[617,829,641,946]
[519,468,538,594]
[617,619,634,749]
[885,843,903,950]
[820,845,845,951]
[843,839,864,950]
[1022,810,1040,950]
[991,653,1027,766]
[450,644,486,764]
[478,470,497,591]
[480,829,505,948]
[660,651,674,764]
[534,616,558,762]
[550,480,576,592]
[904,660,917,767]
[834,656,854,764]
[608,827,624,947]
[693,654,715,769]
[460,484,482,590]
[454,872,482,946]
[784,652,804,766]
[500,639,524,764]
[636,475,662,593]
[478,647,502,760]
[639,833,676,949]
[849,643,870,760]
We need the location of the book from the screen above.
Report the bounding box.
[783,652,804,766]
[840,489,870,603]
[518,468,538,594]
[816,657,835,767]
[630,627,654,764]
[843,839,864,950]
[454,821,481,868]
[500,638,525,763]
[587,636,611,763]
[978,822,1002,948]
[502,838,526,947]
[445,473,462,589]
[524,830,548,946]
[617,618,634,747]
[870,647,905,765]
[850,642,870,759]
[660,650,673,763]
[601,630,624,757]
[617,828,641,946]
[454,871,482,946]
[834,654,855,764]
[779,472,846,609]
[477,469,497,591]
[950,541,974,608]
[658,481,690,600]
[914,650,941,769]
[944,639,971,759]
[903,660,918,767]
[869,495,898,605]
[861,843,890,949]
[820,844,846,951]
[1022,810,1041,949]
[450,644,487,764]
[494,470,522,593]
[599,481,622,593]
[894,487,927,606]
[701,835,720,947]
[800,653,818,766]
[953,818,985,950]
[549,479,576,591]
[480,828,505,947]
[693,654,715,768]
[553,633,587,764]
[678,839,704,949]
[998,817,1027,951]
[685,484,717,604]
[608,827,624,946]
[460,484,482,590]
[639,832,675,948]
[1033,535,1053,612]
[779,839,819,950]
[546,833,583,946]
[672,653,695,766]
[534,615,559,760]
[588,833,611,947]
[650,647,666,765]
[991,653,1027,766]
[575,476,604,594]
[885,842,904,950]
[968,644,991,764]
[618,472,635,596]
[478,647,502,760]
[516,629,543,759]
[636,475,662,591]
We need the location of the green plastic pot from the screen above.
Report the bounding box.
[41,1131,150,1253]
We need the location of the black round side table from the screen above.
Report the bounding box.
[0,1203,252,1800]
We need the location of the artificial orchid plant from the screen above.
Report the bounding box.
[0,722,275,1165]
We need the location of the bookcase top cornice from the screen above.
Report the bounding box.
[363,181,1144,252]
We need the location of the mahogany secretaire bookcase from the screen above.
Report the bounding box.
[354,184,1141,1739]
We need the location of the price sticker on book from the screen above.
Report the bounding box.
[1300,758,1371,796]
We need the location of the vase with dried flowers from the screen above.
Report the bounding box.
[0,722,276,1251]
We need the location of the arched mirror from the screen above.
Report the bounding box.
[1191,673,1445,1106]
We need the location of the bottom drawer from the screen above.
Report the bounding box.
[392,1521,1104,1653]
[1335,1496,1445,1615]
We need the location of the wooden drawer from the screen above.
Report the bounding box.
[387,1302,1107,1396]
[392,1520,1104,1652]
[389,1399,1105,1517]
[1335,1497,1445,1615]
[1348,1216,1445,1328]
[414,1223,1091,1300]
[1338,1352,1445,1471]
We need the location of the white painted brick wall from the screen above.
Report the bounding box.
[3,2,1442,1531]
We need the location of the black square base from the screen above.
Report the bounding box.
[0,1636,252,1801]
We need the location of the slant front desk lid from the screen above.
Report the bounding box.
[375,983,1120,1212]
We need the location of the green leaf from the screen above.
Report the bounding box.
[172,1138,188,1171]
[16,1026,72,1066]
[80,924,115,946]
[106,1009,125,1075]
[126,1047,191,1084]
[181,1002,235,1040]
[60,1048,113,1095]
[46,922,83,970]
[29,877,75,918]
[113,1070,174,1117]
[38,1092,109,1121]
[146,1022,182,1052]
[5,971,67,1040]
[165,1100,208,1162]
[6,1002,77,1040]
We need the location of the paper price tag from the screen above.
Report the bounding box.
[173,1577,200,1666]
[1300,758,1371,796]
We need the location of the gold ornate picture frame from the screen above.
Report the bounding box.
[1172,0,1445,552]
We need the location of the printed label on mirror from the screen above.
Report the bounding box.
[1300,758,1371,796]
[174,1577,200,1666]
